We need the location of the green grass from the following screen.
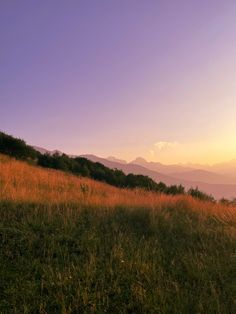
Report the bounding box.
[0,201,235,313]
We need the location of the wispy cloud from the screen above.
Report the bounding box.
[149,149,155,157]
[154,141,178,150]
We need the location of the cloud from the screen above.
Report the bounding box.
[149,149,155,157]
[154,141,178,150]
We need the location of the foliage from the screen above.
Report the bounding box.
[219,197,236,206]
[188,187,215,202]
[37,153,189,196]
[165,184,185,195]
[0,131,37,160]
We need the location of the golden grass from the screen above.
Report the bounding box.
[0,155,235,313]
[0,154,235,223]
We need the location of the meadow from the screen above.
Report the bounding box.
[0,154,235,313]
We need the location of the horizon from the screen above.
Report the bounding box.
[1,1,236,164]
[32,141,236,167]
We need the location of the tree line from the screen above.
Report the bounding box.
[0,131,216,201]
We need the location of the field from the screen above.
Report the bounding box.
[0,154,235,313]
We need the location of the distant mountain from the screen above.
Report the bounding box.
[210,160,236,177]
[107,156,127,164]
[81,155,178,185]
[33,146,63,156]
[131,157,236,181]
[83,154,236,200]
[33,146,77,158]
[33,147,236,199]
[183,160,236,178]
[170,169,236,185]
[131,157,194,174]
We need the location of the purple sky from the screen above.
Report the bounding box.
[1,1,236,163]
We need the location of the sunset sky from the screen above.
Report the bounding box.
[1,1,236,164]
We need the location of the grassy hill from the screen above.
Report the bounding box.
[0,154,235,313]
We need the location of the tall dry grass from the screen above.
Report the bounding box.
[1,154,235,313]
[0,154,235,223]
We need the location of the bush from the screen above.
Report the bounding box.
[188,187,215,202]
[0,132,37,160]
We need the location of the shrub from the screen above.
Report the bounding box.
[188,187,215,202]
[0,131,37,160]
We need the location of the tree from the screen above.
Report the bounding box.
[0,131,37,160]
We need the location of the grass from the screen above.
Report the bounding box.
[0,154,235,313]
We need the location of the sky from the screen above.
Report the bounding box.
[1,0,236,164]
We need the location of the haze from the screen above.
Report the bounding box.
[1,1,236,164]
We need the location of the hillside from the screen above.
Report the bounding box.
[82,154,236,199]
[0,154,235,313]
[0,154,168,208]
[32,145,236,199]
[1,132,183,196]
[81,154,178,185]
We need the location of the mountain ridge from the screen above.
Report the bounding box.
[33,147,236,199]
[81,154,236,200]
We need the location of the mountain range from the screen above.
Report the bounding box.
[34,146,236,200]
